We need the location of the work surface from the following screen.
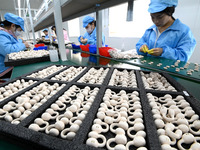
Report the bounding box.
[11,50,200,100]
[0,49,199,150]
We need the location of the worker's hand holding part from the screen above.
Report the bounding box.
[24,41,29,48]
[139,45,149,53]
[150,48,163,56]
[80,37,88,44]
[139,45,154,55]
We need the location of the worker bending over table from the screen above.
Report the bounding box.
[42,28,49,40]
[0,13,29,79]
[78,16,105,46]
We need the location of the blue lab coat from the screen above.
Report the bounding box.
[136,19,196,62]
[78,27,105,46]
[45,35,49,39]
[0,30,26,73]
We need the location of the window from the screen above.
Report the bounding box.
[68,18,80,37]
[109,0,152,38]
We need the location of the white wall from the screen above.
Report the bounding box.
[102,8,140,51]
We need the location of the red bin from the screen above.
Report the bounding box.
[80,44,90,52]
[99,47,112,57]
[34,43,45,47]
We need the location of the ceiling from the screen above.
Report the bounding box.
[0,0,15,11]
[0,0,43,20]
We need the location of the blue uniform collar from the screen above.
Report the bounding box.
[0,30,18,41]
[148,19,181,31]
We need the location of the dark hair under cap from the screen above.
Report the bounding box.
[0,20,12,27]
[160,7,175,16]
[51,25,56,30]
[88,20,96,27]
[0,20,20,28]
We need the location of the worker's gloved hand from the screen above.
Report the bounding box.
[81,38,88,44]
[148,49,154,54]
[140,45,149,53]
[149,48,163,56]
[24,41,30,48]
[140,45,156,55]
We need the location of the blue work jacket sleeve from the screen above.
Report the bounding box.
[136,31,148,56]
[161,29,196,62]
[78,36,82,44]
[102,34,105,46]
[18,38,23,43]
[78,33,90,45]
[0,34,26,56]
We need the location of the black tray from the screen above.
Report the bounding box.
[4,54,50,67]
[0,64,199,150]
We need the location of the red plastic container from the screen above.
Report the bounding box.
[99,47,112,57]
[81,52,90,57]
[99,57,111,65]
[80,44,90,52]
[34,43,45,48]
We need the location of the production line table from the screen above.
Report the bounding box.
[1,49,200,150]
[10,50,200,99]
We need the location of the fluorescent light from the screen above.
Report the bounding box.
[34,0,52,20]
[18,0,21,17]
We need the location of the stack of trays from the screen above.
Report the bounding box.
[0,65,199,150]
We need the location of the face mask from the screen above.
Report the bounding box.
[86,27,93,34]
[14,30,22,37]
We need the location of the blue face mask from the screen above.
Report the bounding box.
[14,30,22,36]
[86,26,93,34]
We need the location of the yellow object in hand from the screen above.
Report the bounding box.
[143,45,154,54]
[148,49,154,54]
[143,46,148,53]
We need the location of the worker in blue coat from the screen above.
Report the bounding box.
[0,13,29,77]
[78,16,105,46]
[136,0,196,62]
[42,28,49,39]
